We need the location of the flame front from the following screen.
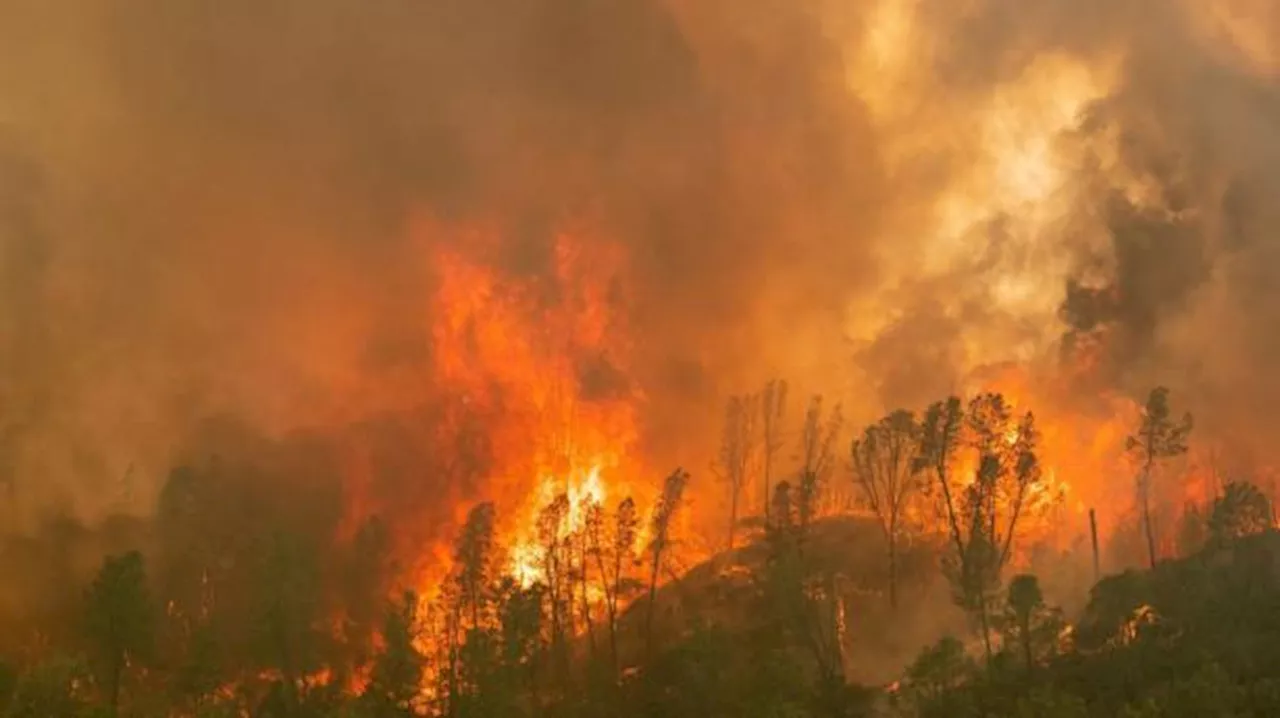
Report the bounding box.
[361,218,647,595]
[508,461,608,588]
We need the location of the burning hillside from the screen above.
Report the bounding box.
[0,0,1277,712]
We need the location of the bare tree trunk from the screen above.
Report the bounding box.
[1089,508,1101,581]
[728,489,739,552]
[1142,465,1157,570]
[887,530,898,610]
[645,547,663,660]
[977,591,993,664]
[594,549,619,679]
[763,452,773,527]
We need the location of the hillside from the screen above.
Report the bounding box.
[899,530,1280,717]
[615,515,969,685]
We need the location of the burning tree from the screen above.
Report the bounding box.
[586,496,641,677]
[1126,387,1193,569]
[440,502,500,714]
[850,409,925,609]
[714,392,760,552]
[920,393,1044,661]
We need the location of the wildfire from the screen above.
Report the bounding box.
[369,218,645,597]
[508,461,609,587]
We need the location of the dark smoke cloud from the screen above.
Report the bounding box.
[0,0,883,535]
[0,0,1278,556]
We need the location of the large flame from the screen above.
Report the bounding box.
[363,218,646,593]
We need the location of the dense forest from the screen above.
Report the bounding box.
[0,385,1275,717]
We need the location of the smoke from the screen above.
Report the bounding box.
[0,0,1277,560]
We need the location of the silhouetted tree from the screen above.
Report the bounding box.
[714,392,759,552]
[362,591,425,718]
[587,496,639,677]
[454,503,497,631]
[851,409,924,608]
[1126,387,1192,569]
[85,551,153,717]
[448,502,500,714]
[922,394,1043,661]
[645,468,690,659]
[761,379,788,525]
[535,494,572,689]
[796,395,842,532]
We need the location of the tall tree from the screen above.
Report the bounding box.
[715,393,759,552]
[922,394,1043,661]
[1126,387,1193,569]
[587,496,639,677]
[253,532,324,713]
[536,494,571,665]
[645,468,690,659]
[919,397,965,560]
[851,409,924,608]
[84,551,153,717]
[796,395,842,532]
[362,591,426,718]
[454,503,497,631]
[448,502,500,715]
[760,379,788,525]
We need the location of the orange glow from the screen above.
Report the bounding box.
[348,217,649,597]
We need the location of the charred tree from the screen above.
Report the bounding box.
[796,395,842,535]
[714,392,759,552]
[1126,387,1192,569]
[761,379,789,526]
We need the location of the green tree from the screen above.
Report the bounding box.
[1126,387,1192,569]
[1001,574,1063,675]
[84,551,153,717]
[850,409,924,608]
[1209,481,1272,544]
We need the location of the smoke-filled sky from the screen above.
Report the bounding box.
[0,0,1277,535]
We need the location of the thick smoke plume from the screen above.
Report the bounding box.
[0,0,1277,576]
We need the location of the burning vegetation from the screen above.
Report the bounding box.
[0,0,1278,715]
